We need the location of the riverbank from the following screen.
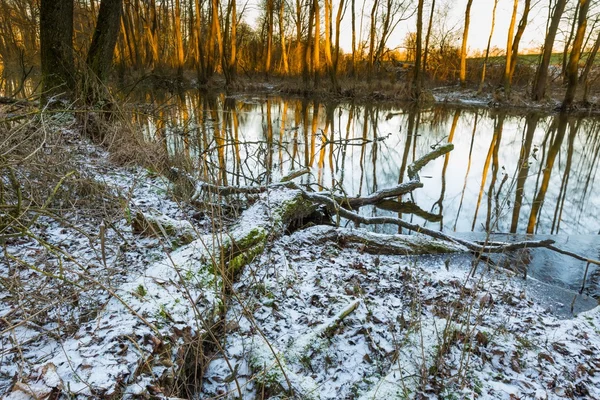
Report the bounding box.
[120,72,600,116]
[1,103,600,399]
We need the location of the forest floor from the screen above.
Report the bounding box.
[1,105,600,400]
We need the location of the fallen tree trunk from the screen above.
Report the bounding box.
[9,188,320,398]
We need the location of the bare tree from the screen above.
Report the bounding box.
[412,0,424,99]
[503,0,518,95]
[507,0,532,85]
[478,0,498,93]
[459,0,473,87]
[563,0,591,108]
[532,0,567,101]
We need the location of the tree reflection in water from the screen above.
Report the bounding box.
[137,91,600,235]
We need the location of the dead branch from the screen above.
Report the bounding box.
[407,143,454,180]
[335,181,423,208]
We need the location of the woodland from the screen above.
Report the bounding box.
[0,0,599,107]
[1,0,600,399]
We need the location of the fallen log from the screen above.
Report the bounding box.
[8,188,321,397]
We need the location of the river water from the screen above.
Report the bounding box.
[140,91,600,235]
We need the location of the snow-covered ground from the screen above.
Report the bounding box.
[200,225,600,399]
[1,126,599,399]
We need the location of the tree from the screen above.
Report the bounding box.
[478,0,498,93]
[563,0,591,109]
[532,0,567,101]
[266,0,274,74]
[40,0,75,102]
[459,0,473,87]
[86,0,123,82]
[503,0,518,95]
[507,0,531,86]
[412,0,424,99]
[422,0,436,74]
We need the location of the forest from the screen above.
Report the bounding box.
[0,0,599,107]
[2,1,600,399]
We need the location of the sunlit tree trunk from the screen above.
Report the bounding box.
[266,0,273,74]
[146,0,159,69]
[563,0,590,109]
[507,0,531,85]
[503,0,518,95]
[40,0,75,102]
[173,0,185,76]
[532,0,566,101]
[187,0,197,68]
[478,0,498,93]
[279,0,289,74]
[122,2,139,68]
[295,0,302,75]
[324,0,335,88]
[303,0,315,84]
[229,0,237,77]
[211,0,223,75]
[313,0,320,85]
[459,0,473,87]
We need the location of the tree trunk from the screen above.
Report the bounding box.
[324,0,335,88]
[422,0,435,75]
[412,0,424,100]
[173,0,185,77]
[563,0,590,109]
[313,0,320,85]
[146,0,159,70]
[478,0,498,93]
[211,0,223,75]
[562,2,579,83]
[508,0,531,85]
[86,0,123,83]
[40,0,75,103]
[579,29,600,85]
[195,0,207,83]
[532,0,566,101]
[367,0,379,78]
[459,0,473,87]
[303,0,315,84]
[229,0,237,78]
[351,0,356,77]
[503,0,518,95]
[332,0,345,91]
[279,0,288,74]
[266,0,273,74]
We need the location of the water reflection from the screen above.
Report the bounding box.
[134,91,600,235]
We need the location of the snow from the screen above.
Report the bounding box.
[199,227,600,399]
[2,129,600,399]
